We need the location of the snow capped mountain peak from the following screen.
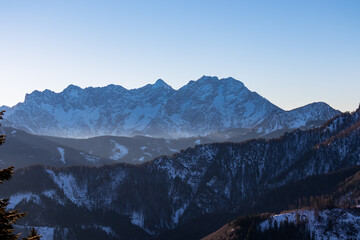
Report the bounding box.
[152,79,173,90]
[64,84,82,92]
[24,90,42,102]
[62,84,82,99]
[220,77,244,86]
[179,76,246,96]
[254,101,341,135]
[292,101,337,112]
[24,89,57,104]
[197,75,219,82]
[189,76,246,93]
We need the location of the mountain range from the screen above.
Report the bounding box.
[2,76,340,138]
[2,75,358,240]
[1,106,359,240]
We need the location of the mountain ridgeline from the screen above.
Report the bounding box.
[1,106,359,239]
[0,127,217,168]
[2,76,339,138]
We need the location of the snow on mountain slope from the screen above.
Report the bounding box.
[46,169,91,208]
[2,76,339,138]
[260,208,360,240]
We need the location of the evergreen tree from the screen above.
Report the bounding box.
[0,110,41,240]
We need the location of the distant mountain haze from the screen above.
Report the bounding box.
[0,127,219,168]
[2,76,341,138]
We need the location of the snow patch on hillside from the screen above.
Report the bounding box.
[260,208,360,239]
[131,211,144,228]
[80,152,100,163]
[172,203,189,225]
[95,225,115,236]
[206,177,217,187]
[46,169,90,208]
[57,147,65,164]
[42,190,65,205]
[37,226,55,240]
[8,193,40,209]
[110,140,128,160]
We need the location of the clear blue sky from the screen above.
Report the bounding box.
[0,0,359,111]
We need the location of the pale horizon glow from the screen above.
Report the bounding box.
[1,1,359,112]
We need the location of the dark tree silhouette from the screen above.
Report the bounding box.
[0,110,41,240]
